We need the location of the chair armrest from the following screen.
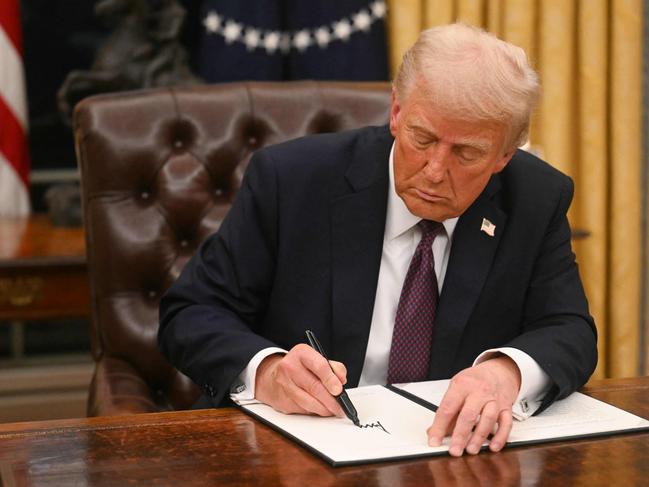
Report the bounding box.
[87,356,165,416]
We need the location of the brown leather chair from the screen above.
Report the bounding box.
[74,81,391,416]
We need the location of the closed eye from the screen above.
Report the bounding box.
[411,130,436,148]
[455,146,484,164]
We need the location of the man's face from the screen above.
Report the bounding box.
[389,87,514,222]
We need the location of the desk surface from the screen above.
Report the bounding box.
[0,377,647,486]
[0,215,89,321]
[0,214,85,265]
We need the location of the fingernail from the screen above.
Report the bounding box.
[428,436,441,446]
[467,444,479,455]
[490,441,501,451]
[449,446,463,456]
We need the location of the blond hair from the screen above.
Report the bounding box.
[394,23,540,149]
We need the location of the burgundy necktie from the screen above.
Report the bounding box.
[387,220,444,384]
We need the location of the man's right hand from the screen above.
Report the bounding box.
[254,344,347,417]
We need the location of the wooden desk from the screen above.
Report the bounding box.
[0,377,647,486]
[0,215,89,321]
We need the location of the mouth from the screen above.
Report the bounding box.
[414,189,445,202]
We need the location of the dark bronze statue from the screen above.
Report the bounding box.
[58,0,201,123]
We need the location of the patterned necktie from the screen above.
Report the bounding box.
[387,220,444,384]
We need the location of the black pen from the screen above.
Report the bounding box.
[305,329,360,427]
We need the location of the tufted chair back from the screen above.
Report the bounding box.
[74,81,391,416]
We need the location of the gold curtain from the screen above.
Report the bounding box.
[385,0,643,379]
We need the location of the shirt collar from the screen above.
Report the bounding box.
[385,142,459,241]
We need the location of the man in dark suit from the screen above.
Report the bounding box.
[159,23,597,457]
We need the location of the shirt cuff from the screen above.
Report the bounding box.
[229,347,287,405]
[473,347,551,421]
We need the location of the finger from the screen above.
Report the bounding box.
[298,345,344,396]
[466,400,499,455]
[489,408,513,452]
[296,369,345,416]
[428,388,465,446]
[448,395,486,456]
[272,392,310,415]
[288,348,344,416]
[281,377,336,417]
[329,360,347,385]
[277,358,343,417]
[427,417,458,446]
[275,348,343,416]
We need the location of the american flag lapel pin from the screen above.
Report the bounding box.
[480,218,496,237]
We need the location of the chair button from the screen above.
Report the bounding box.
[179,239,189,248]
[141,191,150,200]
[214,188,223,197]
[173,140,183,149]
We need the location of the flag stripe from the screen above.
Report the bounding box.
[0,0,29,217]
[0,26,27,128]
[0,152,29,217]
[0,96,29,186]
[0,1,22,54]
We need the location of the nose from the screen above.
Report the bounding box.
[423,144,451,183]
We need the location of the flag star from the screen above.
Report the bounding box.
[203,11,222,33]
[333,19,352,41]
[244,28,261,50]
[223,20,242,43]
[279,32,291,54]
[264,31,280,53]
[293,29,311,51]
[371,0,387,18]
[353,10,372,31]
[314,27,331,48]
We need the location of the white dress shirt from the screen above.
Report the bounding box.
[231,144,550,419]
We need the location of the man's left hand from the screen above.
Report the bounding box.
[427,355,521,456]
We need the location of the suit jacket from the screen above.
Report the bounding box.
[159,125,597,410]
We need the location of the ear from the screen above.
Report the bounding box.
[389,88,400,137]
[492,149,515,174]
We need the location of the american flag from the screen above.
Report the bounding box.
[480,218,496,237]
[0,0,30,217]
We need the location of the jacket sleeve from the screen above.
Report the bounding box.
[158,149,281,405]
[507,176,598,413]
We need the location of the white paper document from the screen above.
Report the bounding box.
[243,385,446,465]
[396,381,649,444]
[241,380,649,466]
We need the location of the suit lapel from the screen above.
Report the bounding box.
[330,127,392,387]
[428,175,507,378]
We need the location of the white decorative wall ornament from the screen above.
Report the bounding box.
[203,1,387,55]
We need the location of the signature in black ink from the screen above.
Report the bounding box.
[358,420,390,434]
